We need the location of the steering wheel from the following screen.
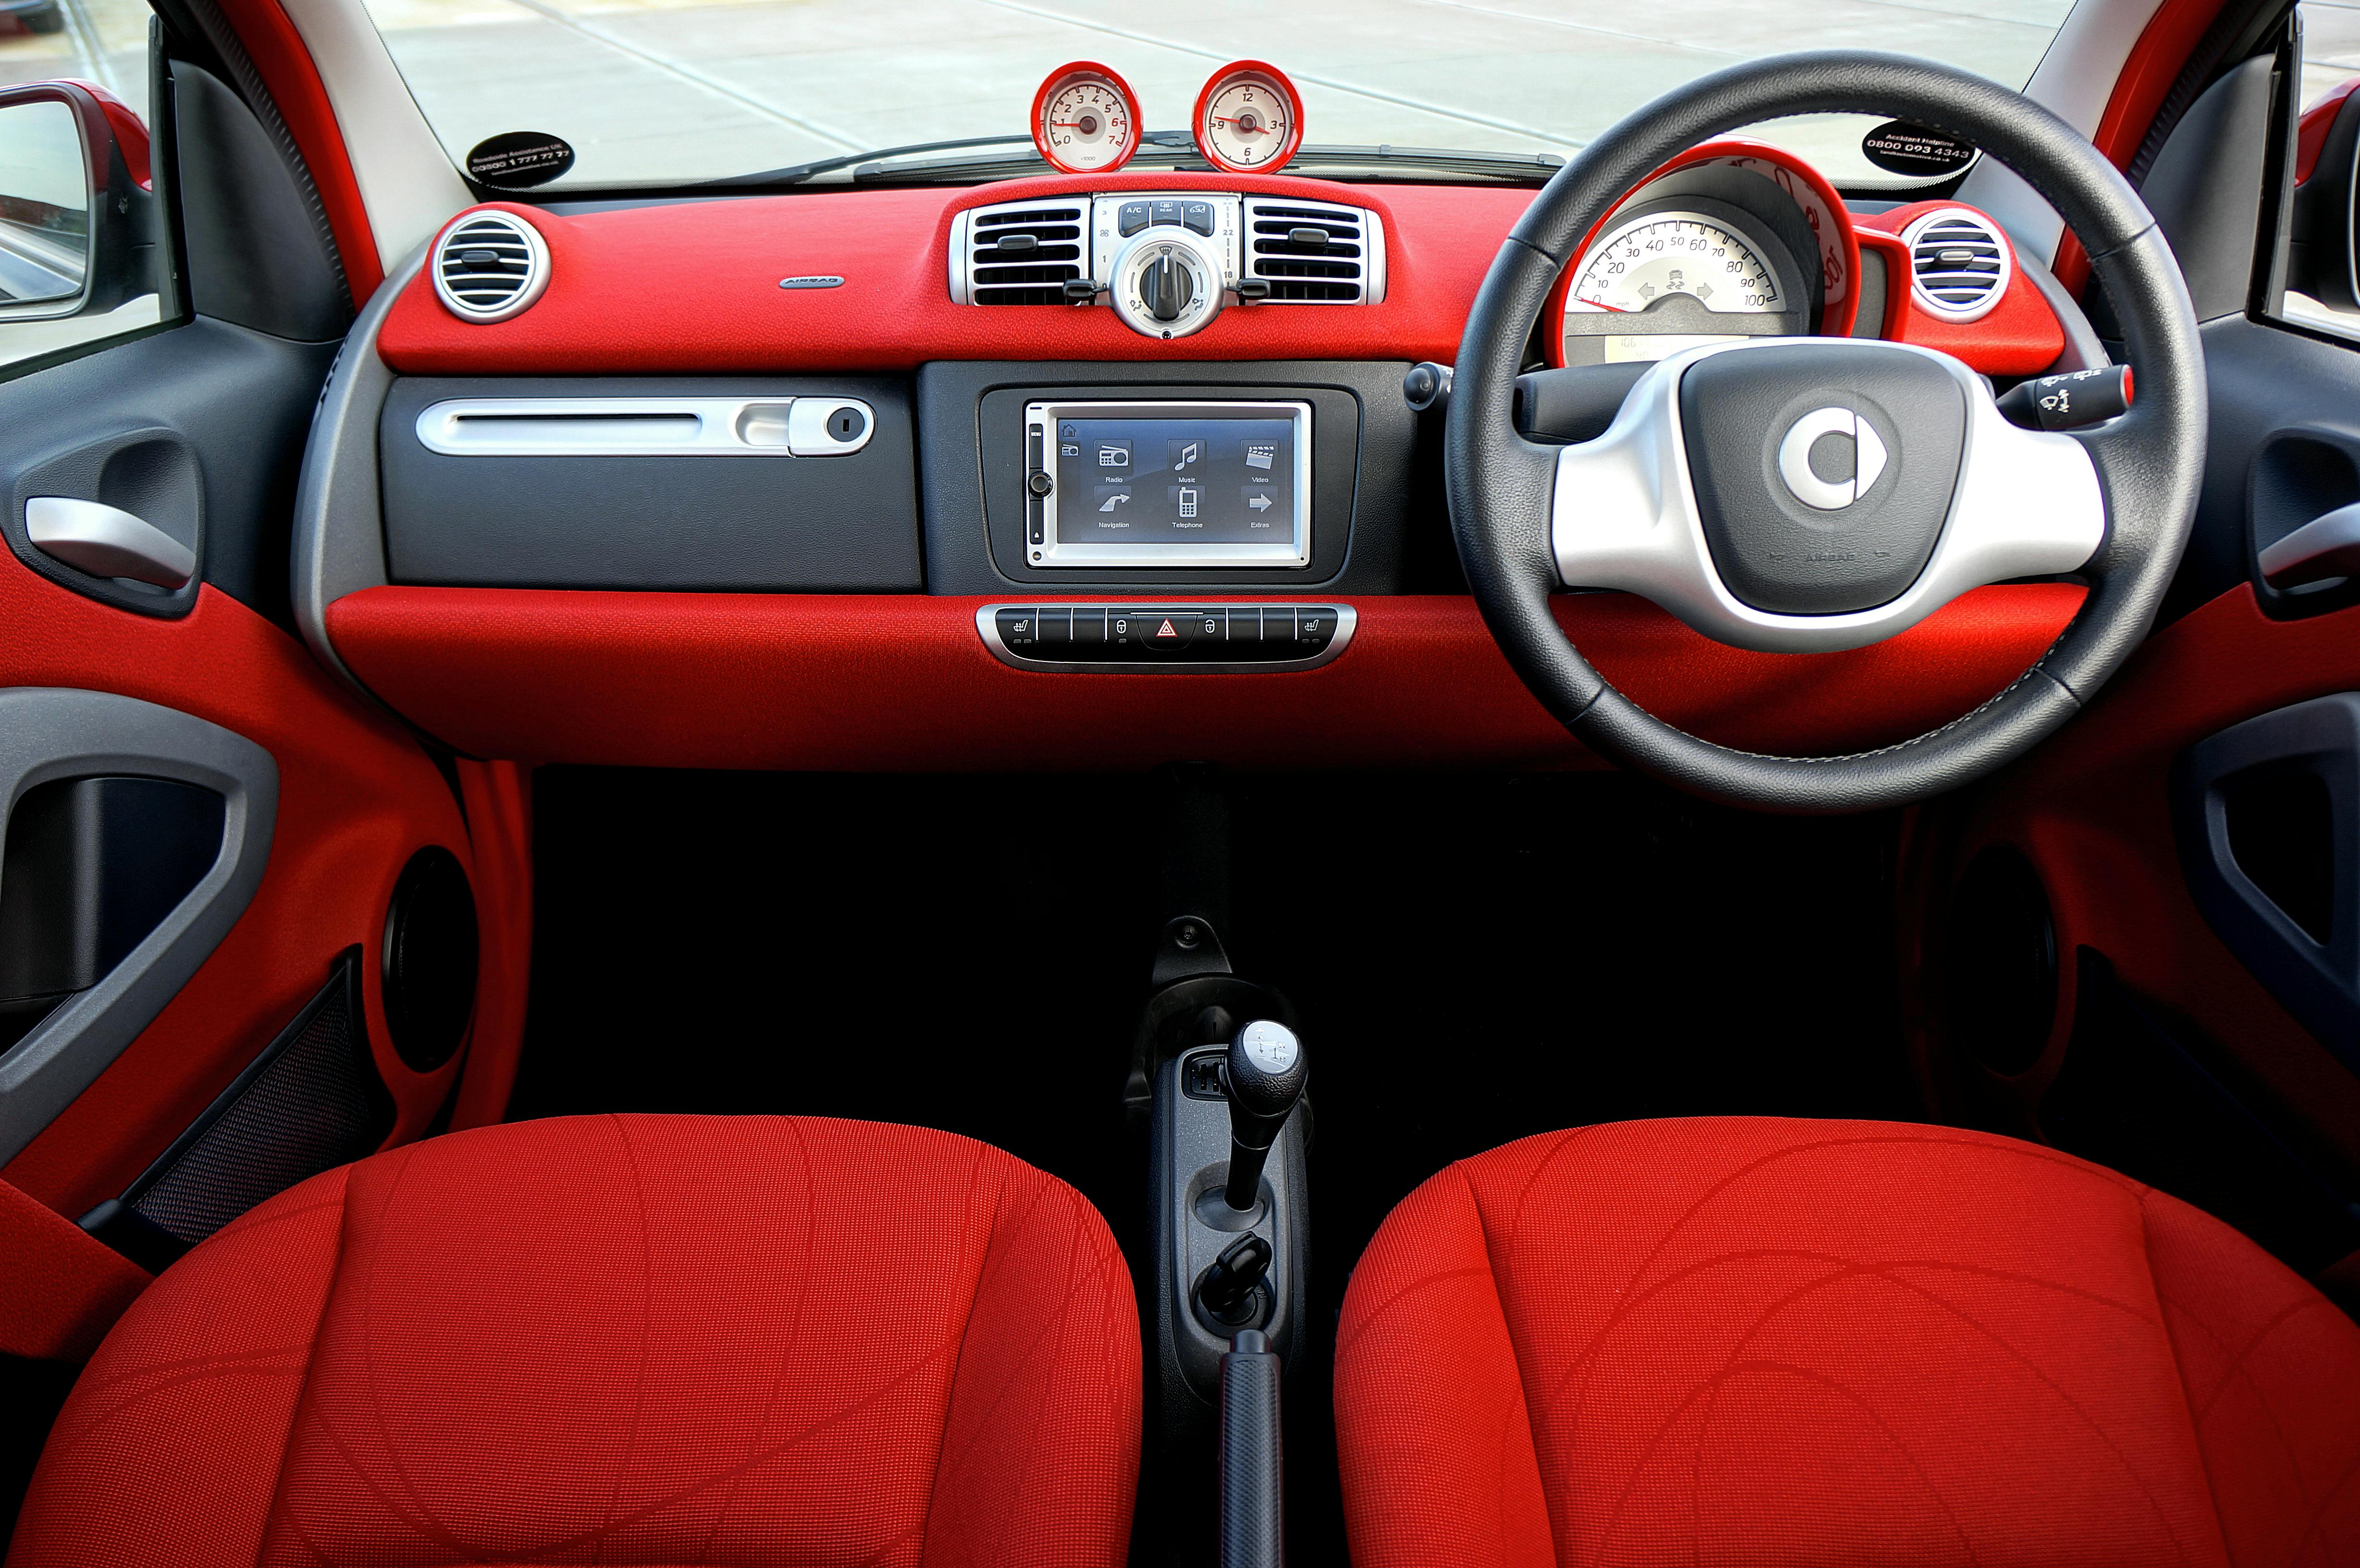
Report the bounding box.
[1449,51,2205,811]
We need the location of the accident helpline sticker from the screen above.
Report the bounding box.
[467,132,577,189]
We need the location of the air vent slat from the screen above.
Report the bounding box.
[953,195,1385,306]
[431,211,551,324]
[1243,197,1378,306]
[1902,208,2010,325]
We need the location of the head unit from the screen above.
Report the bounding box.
[1024,399,1312,568]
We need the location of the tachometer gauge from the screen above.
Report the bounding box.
[1032,61,1141,175]
[1193,60,1303,174]
[1569,212,1785,318]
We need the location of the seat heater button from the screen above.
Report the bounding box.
[1297,609,1337,650]
[1182,201,1217,236]
[1117,201,1151,236]
[996,608,1039,649]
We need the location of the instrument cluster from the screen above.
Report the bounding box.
[1547,139,1864,367]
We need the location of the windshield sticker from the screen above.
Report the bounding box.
[467,132,577,189]
[1860,122,1977,179]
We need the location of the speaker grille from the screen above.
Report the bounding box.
[127,949,393,1245]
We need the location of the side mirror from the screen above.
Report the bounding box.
[0,80,156,323]
[2289,76,2360,313]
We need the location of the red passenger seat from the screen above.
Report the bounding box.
[1335,1117,2360,1568]
[6,1115,1141,1568]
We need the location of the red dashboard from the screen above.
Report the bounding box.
[377,167,2063,380]
[341,151,2084,771]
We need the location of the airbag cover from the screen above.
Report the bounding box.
[1679,343,1965,615]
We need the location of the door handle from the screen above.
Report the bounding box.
[2259,501,2360,590]
[25,497,197,590]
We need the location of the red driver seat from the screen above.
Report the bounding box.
[1335,1117,2360,1568]
[5,1115,1141,1568]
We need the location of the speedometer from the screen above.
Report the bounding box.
[1569,213,1785,318]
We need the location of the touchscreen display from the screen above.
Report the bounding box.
[1052,415,1296,546]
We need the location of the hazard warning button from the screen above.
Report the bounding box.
[1136,610,1197,655]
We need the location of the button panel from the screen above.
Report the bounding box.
[980,604,1356,671]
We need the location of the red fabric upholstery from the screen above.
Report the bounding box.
[7,1115,1141,1568]
[1335,1117,2360,1568]
[0,1176,148,1361]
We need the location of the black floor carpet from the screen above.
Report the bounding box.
[508,765,1919,1565]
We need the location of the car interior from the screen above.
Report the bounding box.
[2,0,2360,1562]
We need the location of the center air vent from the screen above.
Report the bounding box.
[954,201,1086,304]
[1903,208,2010,323]
[1244,199,1384,303]
[431,211,551,324]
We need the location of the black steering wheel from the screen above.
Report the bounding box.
[1448,50,2205,812]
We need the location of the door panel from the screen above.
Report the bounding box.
[0,538,473,1220]
[0,11,524,1243]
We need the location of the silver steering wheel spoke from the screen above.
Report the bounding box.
[1546,337,2105,654]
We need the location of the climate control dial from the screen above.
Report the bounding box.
[1109,227,1227,339]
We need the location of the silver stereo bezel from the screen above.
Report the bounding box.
[1025,398,1312,569]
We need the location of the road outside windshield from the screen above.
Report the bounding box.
[342,0,2078,189]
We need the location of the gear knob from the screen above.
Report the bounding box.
[1223,1020,1306,1210]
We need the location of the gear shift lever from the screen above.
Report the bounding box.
[1223,1020,1306,1211]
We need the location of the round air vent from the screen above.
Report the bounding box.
[1902,207,2011,324]
[431,210,550,323]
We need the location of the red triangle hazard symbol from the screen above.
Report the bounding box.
[1155,618,1178,638]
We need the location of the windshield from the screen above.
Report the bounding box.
[358,0,2076,190]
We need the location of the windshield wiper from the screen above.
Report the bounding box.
[706,135,1045,187]
[711,132,1568,190]
[1286,144,1568,180]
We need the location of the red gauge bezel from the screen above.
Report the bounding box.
[1192,59,1305,175]
[1030,61,1142,175]
[1543,136,1863,366]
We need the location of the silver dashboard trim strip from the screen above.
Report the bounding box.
[975,604,1357,674]
[412,396,876,457]
[293,241,424,707]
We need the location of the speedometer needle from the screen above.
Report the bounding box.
[1577,296,1630,312]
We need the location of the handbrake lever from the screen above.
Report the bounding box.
[1221,1329,1283,1568]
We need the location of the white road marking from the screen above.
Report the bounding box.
[494,0,867,151]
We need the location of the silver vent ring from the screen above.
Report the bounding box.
[432,210,552,324]
[1901,206,2010,324]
